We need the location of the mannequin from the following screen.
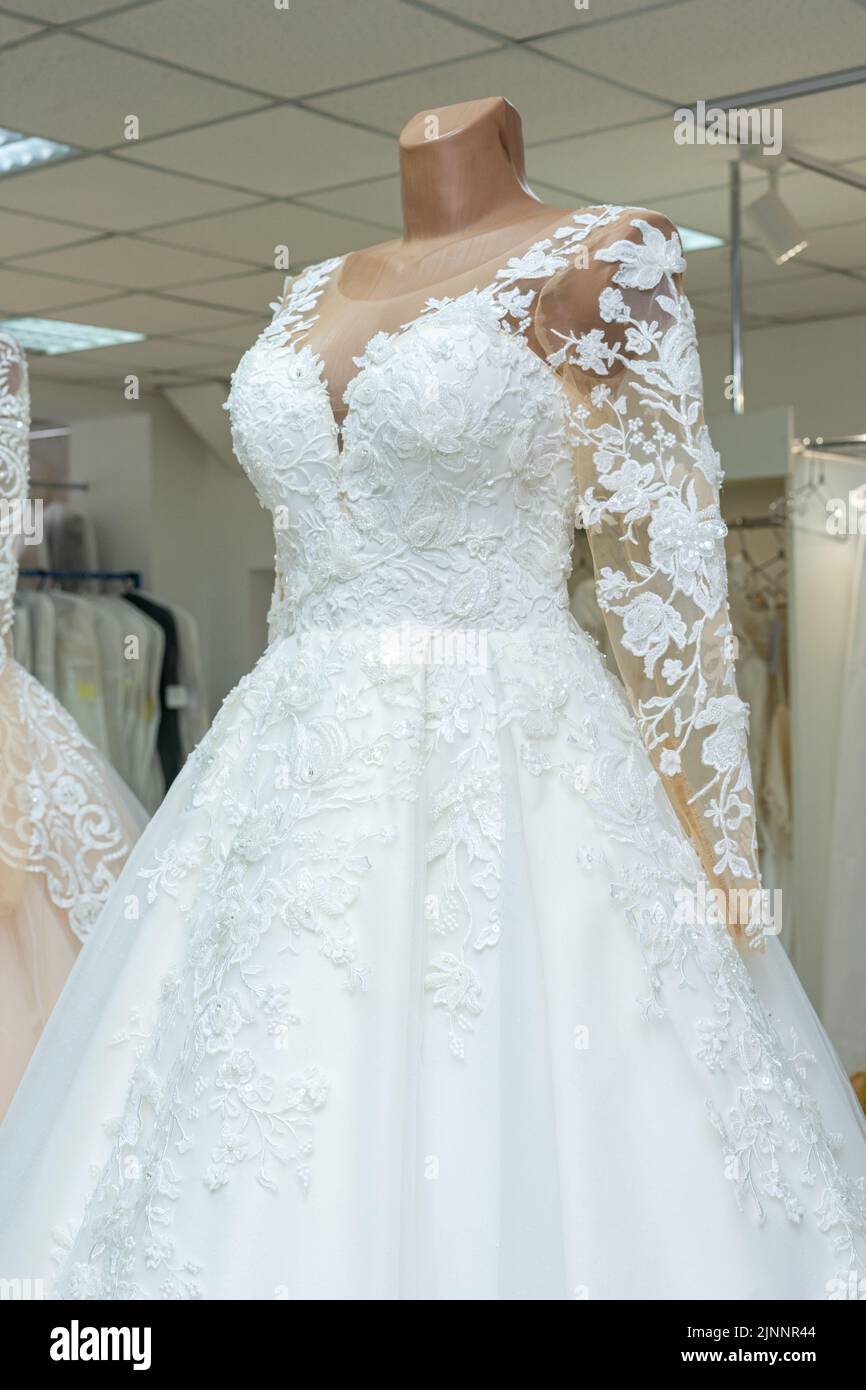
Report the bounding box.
[300,97,676,423]
[350,97,562,284]
[277,98,740,913]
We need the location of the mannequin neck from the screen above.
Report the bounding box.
[398,97,540,243]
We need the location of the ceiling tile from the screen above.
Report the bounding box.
[526,117,767,203]
[43,336,232,372]
[530,0,866,106]
[651,185,730,239]
[124,338,236,370]
[0,156,256,231]
[701,271,866,320]
[681,244,813,296]
[2,1,863,392]
[149,200,391,266]
[309,47,664,142]
[771,162,866,230]
[188,360,236,377]
[303,176,403,230]
[529,178,599,205]
[173,320,262,352]
[2,31,263,147]
[30,356,229,389]
[0,207,96,256]
[775,85,866,164]
[29,355,116,383]
[418,0,661,40]
[795,222,866,269]
[14,235,247,290]
[41,292,252,335]
[0,265,124,312]
[86,0,493,96]
[169,270,281,315]
[5,1,138,20]
[642,158,866,244]
[119,106,396,197]
[0,15,43,43]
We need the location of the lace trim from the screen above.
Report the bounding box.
[239,214,759,899]
[262,209,625,418]
[0,333,132,939]
[0,333,31,651]
[553,218,758,895]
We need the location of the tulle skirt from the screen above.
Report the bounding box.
[0,621,864,1299]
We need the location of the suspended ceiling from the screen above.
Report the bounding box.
[0,0,864,391]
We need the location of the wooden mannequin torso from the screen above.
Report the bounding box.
[299,97,662,428]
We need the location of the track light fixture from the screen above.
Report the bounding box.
[745,166,808,264]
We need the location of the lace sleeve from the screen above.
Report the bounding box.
[536,213,760,920]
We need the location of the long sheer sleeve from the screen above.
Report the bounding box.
[535,213,760,928]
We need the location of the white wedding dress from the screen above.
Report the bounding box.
[0,333,145,1119]
[1,208,864,1301]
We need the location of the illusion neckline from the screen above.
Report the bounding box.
[331,204,602,308]
[265,203,620,454]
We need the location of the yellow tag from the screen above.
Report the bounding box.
[144,697,155,721]
[76,680,97,700]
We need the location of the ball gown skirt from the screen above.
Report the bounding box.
[1,208,865,1300]
[0,618,864,1300]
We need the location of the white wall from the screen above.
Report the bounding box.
[29,370,273,714]
[147,397,273,712]
[699,311,866,439]
[788,453,866,1009]
[68,413,153,575]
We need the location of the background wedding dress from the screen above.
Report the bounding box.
[0,212,864,1300]
[0,334,146,1119]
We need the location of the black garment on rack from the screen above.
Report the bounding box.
[124,593,184,793]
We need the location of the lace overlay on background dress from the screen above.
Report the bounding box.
[0,333,133,941]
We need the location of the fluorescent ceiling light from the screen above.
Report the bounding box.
[0,317,145,355]
[0,126,76,176]
[678,226,724,252]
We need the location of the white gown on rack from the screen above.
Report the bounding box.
[0,334,146,1119]
[1,209,864,1301]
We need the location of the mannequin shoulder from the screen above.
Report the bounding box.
[533,207,686,371]
[598,205,680,249]
[543,206,685,322]
[572,205,684,280]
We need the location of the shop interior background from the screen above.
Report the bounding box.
[1,0,865,1075]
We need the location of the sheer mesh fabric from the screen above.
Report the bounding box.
[535,214,759,907]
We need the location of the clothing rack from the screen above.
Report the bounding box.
[18,568,142,589]
[799,434,866,452]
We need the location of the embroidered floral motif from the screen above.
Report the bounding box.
[46,208,865,1299]
[555,220,758,884]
